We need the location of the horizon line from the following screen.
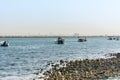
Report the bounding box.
[0,35,119,38]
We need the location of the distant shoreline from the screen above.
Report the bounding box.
[0,36,117,38]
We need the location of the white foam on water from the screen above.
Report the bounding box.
[0,74,37,80]
[107,76,120,80]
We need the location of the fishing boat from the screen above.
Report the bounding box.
[116,37,119,40]
[0,41,9,47]
[108,37,113,40]
[78,37,87,42]
[55,37,64,44]
[107,37,119,41]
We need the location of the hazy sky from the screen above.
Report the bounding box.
[0,0,120,36]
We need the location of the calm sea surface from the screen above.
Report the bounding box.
[0,37,120,80]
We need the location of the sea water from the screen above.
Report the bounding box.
[0,37,120,80]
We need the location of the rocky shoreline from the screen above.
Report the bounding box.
[34,53,120,80]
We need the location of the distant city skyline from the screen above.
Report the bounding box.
[0,0,120,36]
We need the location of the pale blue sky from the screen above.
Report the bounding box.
[0,0,120,36]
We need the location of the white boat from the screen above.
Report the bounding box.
[0,41,9,47]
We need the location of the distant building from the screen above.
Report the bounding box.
[74,33,79,37]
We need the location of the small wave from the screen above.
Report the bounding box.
[107,76,120,80]
[0,74,38,80]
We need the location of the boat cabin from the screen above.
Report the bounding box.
[78,37,87,42]
[56,37,64,44]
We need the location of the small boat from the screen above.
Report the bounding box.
[55,37,64,44]
[113,37,116,40]
[107,37,119,41]
[108,37,113,40]
[78,37,87,42]
[0,41,9,47]
[116,37,119,40]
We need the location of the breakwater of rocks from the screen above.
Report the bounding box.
[34,53,120,80]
